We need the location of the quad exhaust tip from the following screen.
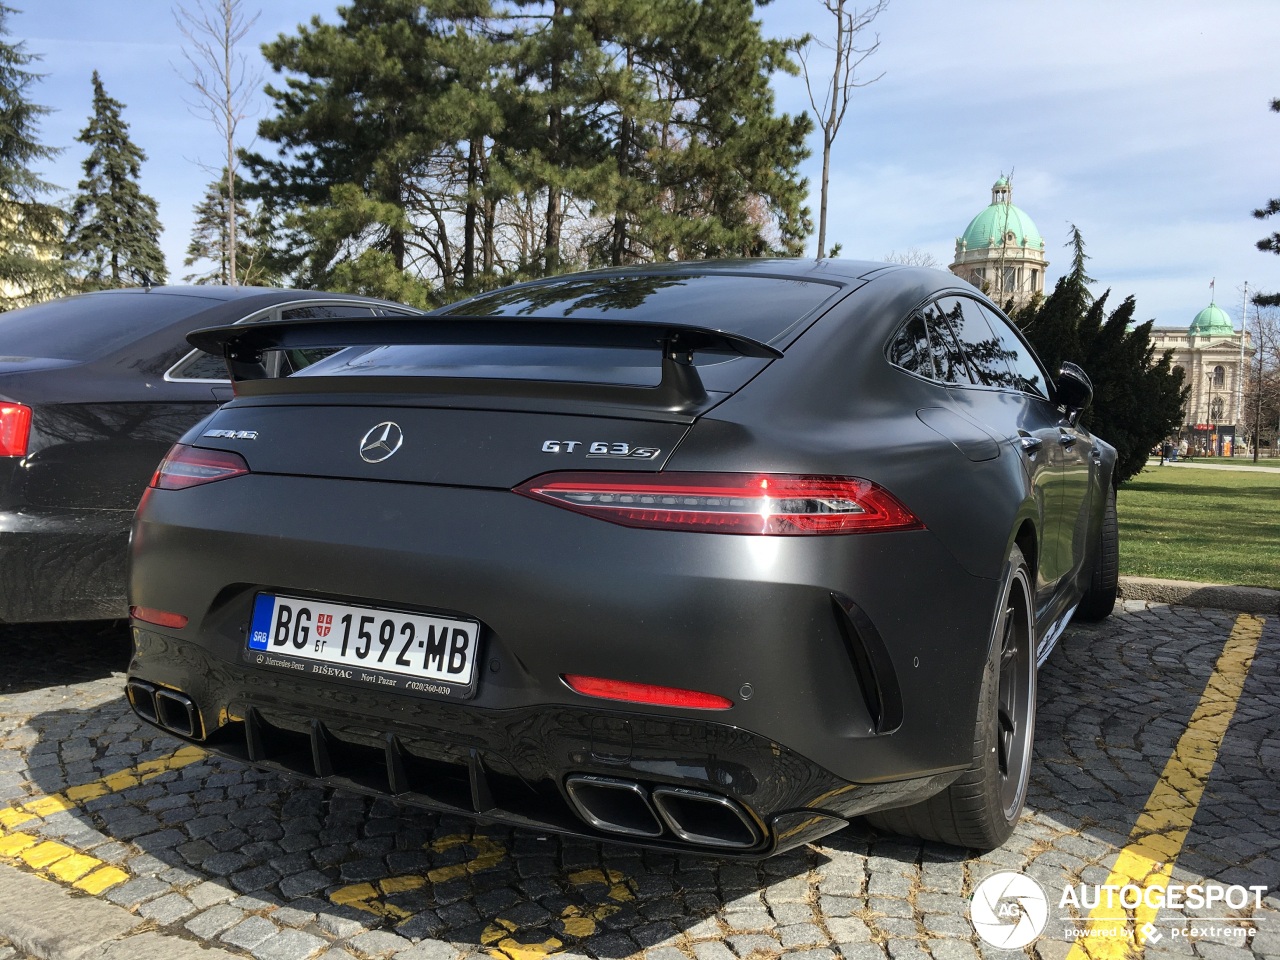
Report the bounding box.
[565,776,663,838]
[565,775,761,849]
[126,680,202,740]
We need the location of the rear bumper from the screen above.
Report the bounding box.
[127,626,959,856]
[0,507,130,622]
[128,474,1005,851]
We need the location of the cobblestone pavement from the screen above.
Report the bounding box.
[0,603,1276,960]
[0,938,38,960]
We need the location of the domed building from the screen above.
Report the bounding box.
[950,177,1048,310]
[1149,296,1255,454]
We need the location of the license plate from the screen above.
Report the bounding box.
[247,594,480,698]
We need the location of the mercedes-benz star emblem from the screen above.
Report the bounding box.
[359,421,404,463]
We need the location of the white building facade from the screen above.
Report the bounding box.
[1149,302,1254,454]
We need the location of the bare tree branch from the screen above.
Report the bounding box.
[797,0,888,258]
[173,0,261,284]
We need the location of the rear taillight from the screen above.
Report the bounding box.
[0,403,32,457]
[515,472,923,535]
[130,606,189,629]
[150,444,250,490]
[563,674,733,710]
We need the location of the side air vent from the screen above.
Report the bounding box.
[831,593,903,734]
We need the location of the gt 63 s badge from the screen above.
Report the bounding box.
[541,440,660,460]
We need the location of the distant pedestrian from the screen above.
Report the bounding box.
[1178,439,1188,459]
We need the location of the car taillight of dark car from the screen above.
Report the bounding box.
[0,402,32,457]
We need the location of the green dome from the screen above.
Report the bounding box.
[958,179,1044,251]
[1189,302,1234,337]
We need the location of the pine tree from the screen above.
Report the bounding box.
[245,0,813,300]
[244,0,487,299]
[1013,228,1187,486]
[184,171,274,285]
[65,71,167,288]
[579,0,812,264]
[0,4,67,308]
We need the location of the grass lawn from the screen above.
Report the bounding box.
[1117,464,1280,589]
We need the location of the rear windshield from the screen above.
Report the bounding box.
[297,343,746,389]
[435,273,842,344]
[0,292,222,361]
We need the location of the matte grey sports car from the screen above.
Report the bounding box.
[125,259,1117,855]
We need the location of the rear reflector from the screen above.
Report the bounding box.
[0,403,32,457]
[516,472,923,535]
[563,674,733,710]
[130,606,189,629]
[151,444,250,490]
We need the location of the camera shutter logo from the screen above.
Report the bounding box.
[970,871,1049,949]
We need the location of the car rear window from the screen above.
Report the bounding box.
[0,292,222,361]
[296,343,743,389]
[434,273,843,344]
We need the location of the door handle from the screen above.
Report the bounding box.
[1059,431,1078,448]
[1018,435,1043,453]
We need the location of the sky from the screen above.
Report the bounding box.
[12,0,1280,331]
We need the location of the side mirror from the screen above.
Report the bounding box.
[1055,362,1093,417]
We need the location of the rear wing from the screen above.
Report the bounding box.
[187,315,782,415]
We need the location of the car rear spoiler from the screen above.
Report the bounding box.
[187,315,783,414]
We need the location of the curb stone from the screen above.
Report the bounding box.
[1118,575,1279,614]
[0,863,240,960]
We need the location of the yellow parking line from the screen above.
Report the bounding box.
[1066,613,1265,959]
[0,745,205,896]
[330,833,508,920]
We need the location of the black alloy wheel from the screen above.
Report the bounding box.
[996,558,1035,821]
[865,545,1036,849]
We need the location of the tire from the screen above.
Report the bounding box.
[1074,485,1118,622]
[866,545,1036,849]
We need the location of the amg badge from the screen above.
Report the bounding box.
[203,429,258,440]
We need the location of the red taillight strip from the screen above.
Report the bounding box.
[0,403,32,457]
[515,472,923,535]
[150,444,250,490]
[130,606,189,629]
[563,674,733,710]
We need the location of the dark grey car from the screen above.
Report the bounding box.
[125,260,1118,854]
[0,286,419,623]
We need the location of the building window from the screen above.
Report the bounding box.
[1213,365,1225,387]
[1210,397,1225,421]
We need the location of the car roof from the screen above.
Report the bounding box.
[65,285,392,304]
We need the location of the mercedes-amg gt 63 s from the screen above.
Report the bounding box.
[126,259,1118,855]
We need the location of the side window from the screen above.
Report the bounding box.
[976,303,1051,399]
[172,351,227,380]
[918,302,971,383]
[937,296,1018,389]
[281,305,376,321]
[888,302,969,384]
[887,313,936,379]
